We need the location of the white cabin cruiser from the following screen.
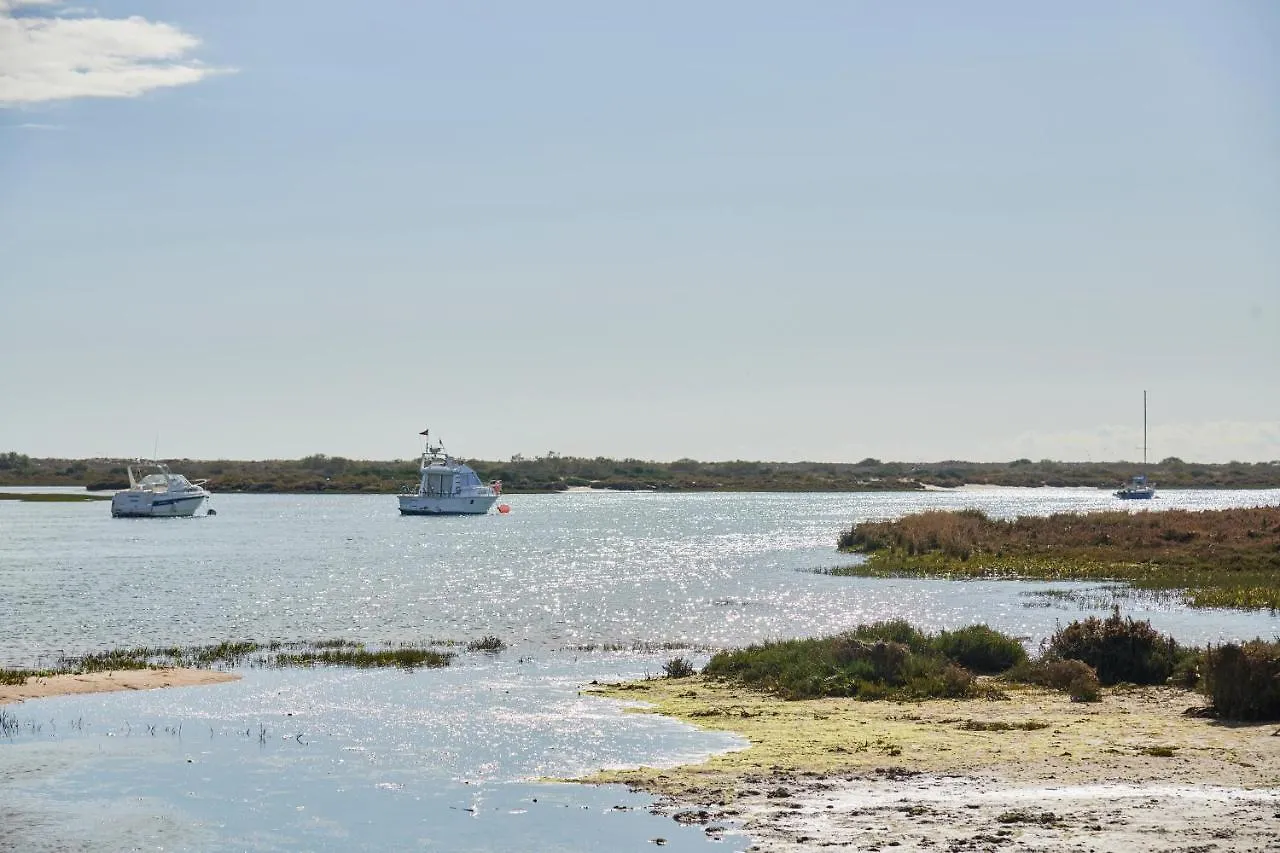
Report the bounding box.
[111,461,211,518]
[399,432,500,516]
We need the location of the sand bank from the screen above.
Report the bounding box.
[0,668,240,705]
[581,678,1280,851]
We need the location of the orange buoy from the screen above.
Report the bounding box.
[497,504,511,514]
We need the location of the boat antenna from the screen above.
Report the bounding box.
[419,427,442,456]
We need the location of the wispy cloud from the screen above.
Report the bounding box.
[0,0,231,107]
[15,120,65,129]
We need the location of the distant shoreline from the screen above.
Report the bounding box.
[4,454,1279,494]
[11,483,1280,497]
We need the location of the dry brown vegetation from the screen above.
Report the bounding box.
[836,506,1280,609]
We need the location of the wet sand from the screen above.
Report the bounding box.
[581,678,1280,851]
[0,668,240,705]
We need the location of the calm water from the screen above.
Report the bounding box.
[2,488,1278,851]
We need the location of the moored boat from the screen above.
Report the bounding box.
[1115,473,1155,500]
[398,431,500,516]
[111,461,211,518]
[1115,391,1156,500]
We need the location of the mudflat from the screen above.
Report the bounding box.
[582,677,1280,852]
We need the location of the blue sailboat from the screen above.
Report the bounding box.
[1115,391,1156,500]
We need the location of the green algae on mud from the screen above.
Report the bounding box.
[574,676,1280,805]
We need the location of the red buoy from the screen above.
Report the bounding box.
[497,504,511,514]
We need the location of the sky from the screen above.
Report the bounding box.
[1,1,1277,464]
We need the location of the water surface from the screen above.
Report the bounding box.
[3,488,1277,851]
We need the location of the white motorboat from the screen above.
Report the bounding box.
[111,461,211,518]
[399,431,500,516]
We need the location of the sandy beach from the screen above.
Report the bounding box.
[0,668,240,705]
[583,678,1280,851]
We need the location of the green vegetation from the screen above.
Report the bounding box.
[466,635,506,652]
[1005,658,1102,702]
[0,667,58,686]
[0,492,111,502]
[0,637,514,683]
[1045,609,1188,685]
[1202,640,1280,721]
[662,656,697,678]
[270,647,452,669]
[697,617,1278,720]
[931,625,1027,674]
[702,620,1008,700]
[835,506,1280,610]
[2,450,1279,494]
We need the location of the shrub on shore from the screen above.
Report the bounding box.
[1005,658,1102,702]
[702,621,1018,700]
[697,616,1279,718]
[1046,609,1184,685]
[662,656,696,678]
[931,625,1028,674]
[1203,640,1280,721]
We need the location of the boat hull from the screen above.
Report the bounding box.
[1115,489,1155,500]
[111,492,208,518]
[398,494,498,515]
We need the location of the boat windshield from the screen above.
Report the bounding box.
[422,471,457,496]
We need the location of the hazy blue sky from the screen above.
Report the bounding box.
[2,1,1277,463]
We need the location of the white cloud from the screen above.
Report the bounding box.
[0,0,229,107]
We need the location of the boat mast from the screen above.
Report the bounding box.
[1142,390,1147,469]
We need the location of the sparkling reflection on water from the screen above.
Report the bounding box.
[2,488,1278,851]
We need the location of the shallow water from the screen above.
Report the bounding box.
[2,488,1278,851]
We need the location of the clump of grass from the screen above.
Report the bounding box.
[0,667,57,686]
[312,638,361,649]
[16,638,460,679]
[63,648,154,672]
[930,625,1027,674]
[1004,658,1102,702]
[1140,745,1178,757]
[701,621,1021,701]
[467,635,506,653]
[1046,609,1186,686]
[662,656,696,678]
[1203,640,1280,721]
[846,619,932,652]
[270,647,453,670]
[959,720,1049,731]
[191,641,262,667]
[996,809,1058,825]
